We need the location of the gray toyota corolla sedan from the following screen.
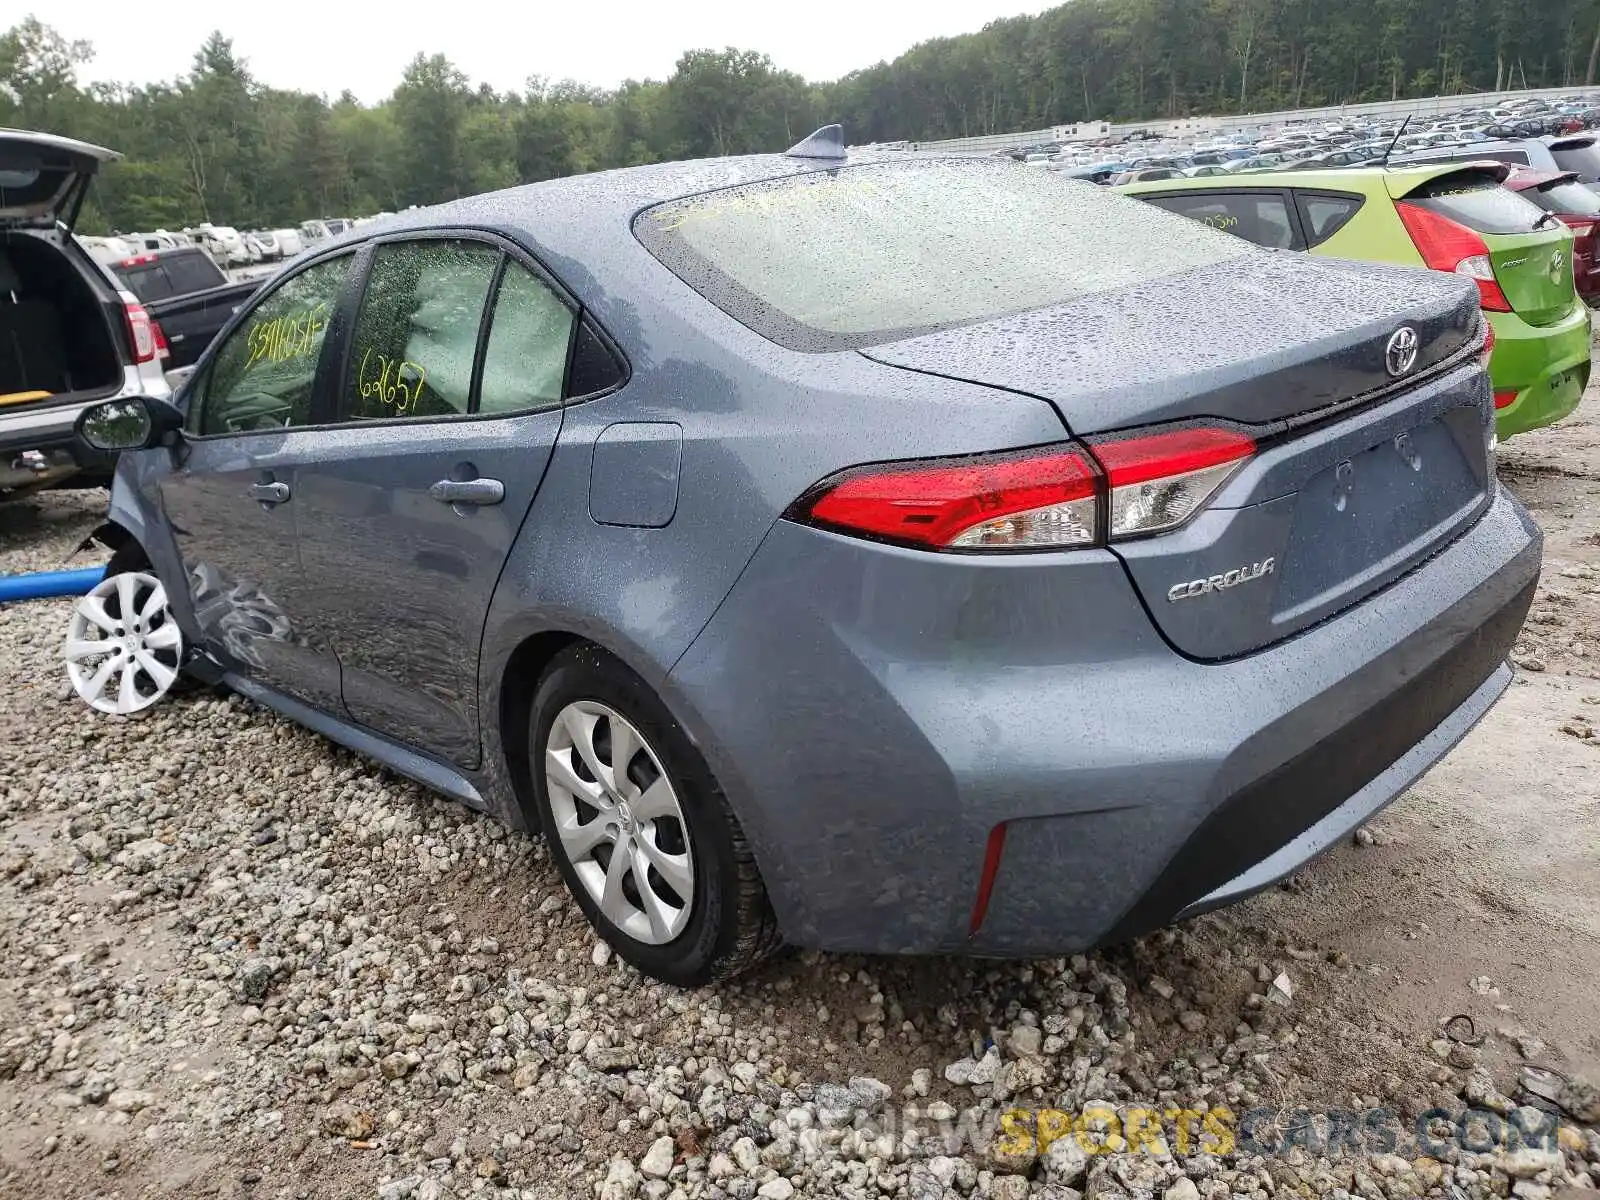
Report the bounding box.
[72,129,1541,985]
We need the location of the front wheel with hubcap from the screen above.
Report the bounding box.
[64,568,182,715]
[529,645,781,986]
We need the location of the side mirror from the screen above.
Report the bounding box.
[75,394,185,453]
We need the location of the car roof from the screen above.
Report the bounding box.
[367,153,860,241]
[303,151,938,315]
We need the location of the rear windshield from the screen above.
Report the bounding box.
[634,160,1253,351]
[115,263,174,301]
[1524,180,1600,217]
[1403,177,1550,235]
[1550,143,1600,181]
[164,253,224,293]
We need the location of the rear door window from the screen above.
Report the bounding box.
[1402,176,1549,234]
[477,262,576,416]
[634,160,1252,352]
[339,240,499,422]
[1294,192,1366,247]
[1140,191,1304,250]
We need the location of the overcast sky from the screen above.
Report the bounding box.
[37,1,1049,104]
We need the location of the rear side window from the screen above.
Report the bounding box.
[635,160,1251,352]
[1295,192,1366,246]
[1524,181,1600,217]
[1403,176,1549,235]
[341,240,499,421]
[1140,191,1303,250]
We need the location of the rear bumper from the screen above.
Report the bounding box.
[667,485,1540,955]
[1488,302,1592,440]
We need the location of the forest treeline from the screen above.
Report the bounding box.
[3,0,1598,233]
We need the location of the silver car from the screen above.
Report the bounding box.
[73,131,1539,985]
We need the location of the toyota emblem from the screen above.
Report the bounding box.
[1385,326,1419,377]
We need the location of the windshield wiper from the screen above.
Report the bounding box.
[1534,211,1562,231]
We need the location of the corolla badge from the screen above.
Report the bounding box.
[1167,558,1276,603]
[1384,326,1420,377]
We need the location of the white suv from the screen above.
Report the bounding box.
[0,130,169,496]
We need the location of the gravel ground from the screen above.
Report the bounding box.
[3,393,1600,1200]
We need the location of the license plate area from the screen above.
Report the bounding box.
[1274,405,1487,624]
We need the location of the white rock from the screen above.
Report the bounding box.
[1165,1179,1201,1200]
[1497,1148,1562,1180]
[601,1158,641,1200]
[757,1180,795,1200]
[106,1089,156,1113]
[967,1047,1002,1086]
[639,1135,676,1179]
[1009,1025,1043,1058]
[1268,972,1294,1005]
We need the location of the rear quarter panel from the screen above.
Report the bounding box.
[471,226,1072,823]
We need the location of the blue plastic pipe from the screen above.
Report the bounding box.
[0,565,107,604]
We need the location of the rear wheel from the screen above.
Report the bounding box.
[528,645,781,986]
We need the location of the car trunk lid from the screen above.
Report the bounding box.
[862,257,1491,659]
[860,253,1481,435]
[0,130,120,233]
[1391,165,1579,327]
[1486,230,1579,325]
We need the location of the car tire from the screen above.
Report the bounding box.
[105,542,199,698]
[528,644,782,986]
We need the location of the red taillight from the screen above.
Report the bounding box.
[150,319,170,362]
[123,301,156,364]
[793,426,1254,552]
[1090,427,1256,540]
[119,253,157,267]
[1495,389,1519,410]
[1479,320,1496,370]
[799,445,1099,551]
[1395,201,1513,313]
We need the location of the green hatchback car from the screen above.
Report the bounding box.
[1121,163,1593,439]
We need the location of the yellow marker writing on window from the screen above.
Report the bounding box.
[358,347,428,416]
[244,302,328,369]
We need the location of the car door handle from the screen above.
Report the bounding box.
[249,481,291,504]
[429,478,505,506]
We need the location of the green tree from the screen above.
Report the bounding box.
[389,53,470,205]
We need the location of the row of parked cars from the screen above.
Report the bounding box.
[1031,93,1600,183]
[80,217,371,272]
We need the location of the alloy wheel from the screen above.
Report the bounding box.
[64,571,183,715]
[544,700,695,944]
